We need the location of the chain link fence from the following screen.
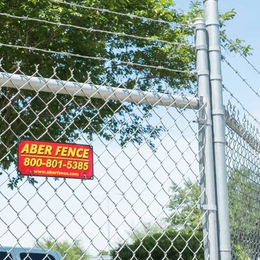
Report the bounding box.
[0,64,204,259]
[0,1,208,259]
[222,20,260,258]
[225,96,260,259]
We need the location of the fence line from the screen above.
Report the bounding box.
[0,66,203,257]
[2,0,260,259]
[226,110,260,153]
[221,5,260,258]
[0,0,203,258]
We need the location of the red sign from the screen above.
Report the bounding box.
[18,140,93,179]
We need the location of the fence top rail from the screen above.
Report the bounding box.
[0,72,199,109]
[226,110,260,152]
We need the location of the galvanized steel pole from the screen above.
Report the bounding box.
[0,72,199,109]
[194,18,219,260]
[203,0,232,259]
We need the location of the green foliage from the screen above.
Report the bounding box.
[112,185,204,259]
[7,175,38,190]
[112,229,204,260]
[127,222,165,241]
[231,244,250,260]
[36,237,90,260]
[0,0,195,178]
[99,250,109,256]
[220,9,252,56]
[166,180,202,231]
[113,167,259,259]
[165,168,258,259]
[228,168,260,257]
[0,0,251,188]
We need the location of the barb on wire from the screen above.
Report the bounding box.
[0,12,194,49]
[222,35,259,76]
[222,56,260,101]
[50,0,193,29]
[0,42,196,76]
[224,84,260,153]
[223,84,260,129]
[225,106,260,153]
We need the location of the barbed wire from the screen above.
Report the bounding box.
[0,12,194,49]
[222,35,260,77]
[0,42,196,76]
[50,0,193,29]
[223,84,260,129]
[222,56,260,101]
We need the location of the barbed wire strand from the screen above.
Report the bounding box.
[0,12,194,49]
[0,42,196,76]
[50,0,192,29]
[223,84,260,128]
[222,35,260,77]
[222,56,260,100]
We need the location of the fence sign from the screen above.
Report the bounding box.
[18,140,93,179]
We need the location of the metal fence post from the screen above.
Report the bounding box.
[203,0,232,259]
[194,18,219,260]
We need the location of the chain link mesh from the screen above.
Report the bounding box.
[0,1,209,259]
[222,30,260,257]
[0,65,205,259]
[225,95,260,259]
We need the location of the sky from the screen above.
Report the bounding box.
[218,0,260,114]
[175,0,260,135]
[216,1,260,120]
[175,0,260,107]
[1,0,260,258]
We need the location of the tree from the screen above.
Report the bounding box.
[165,169,260,259]
[166,179,202,231]
[0,0,251,186]
[112,168,256,259]
[127,221,166,241]
[36,237,90,260]
[228,168,260,259]
[111,229,204,259]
